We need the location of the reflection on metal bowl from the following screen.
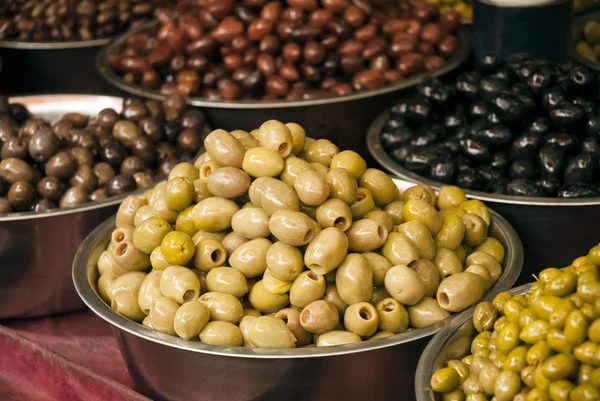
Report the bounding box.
[73,178,522,401]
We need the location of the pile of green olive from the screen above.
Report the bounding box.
[96,120,505,348]
[430,245,600,401]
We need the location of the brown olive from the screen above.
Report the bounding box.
[59,187,90,208]
[120,156,147,176]
[37,177,65,201]
[70,165,98,192]
[1,137,29,160]
[107,174,137,196]
[94,163,116,187]
[45,151,78,180]
[28,129,59,163]
[7,181,35,211]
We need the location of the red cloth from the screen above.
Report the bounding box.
[1,312,148,401]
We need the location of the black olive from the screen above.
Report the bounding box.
[507,179,546,197]
[586,114,600,139]
[430,159,458,184]
[455,71,481,101]
[443,137,460,153]
[509,133,542,161]
[490,151,509,171]
[443,114,464,133]
[491,92,527,125]
[563,152,598,185]
[572,97,596,114]
[478,52,503,75]
[475,124,514,147]
[390,146,412,164]
[455,126,471,140]
[582,136,600,157]
[514,93,538,116]
[403,151,435,176]
[487,112,501,125]
[541,87,566,111]
[411,124,445,147]
[459,137,492,164]
[479,77,509,102]
[504,53,535,79]
[477,166,503,191]
[544,132,580,155]
[510,83,533,96]
[490,178,508,194]
[509,159,538,180]
[380,126,415,150]
[383,117,406,131]
[527,65,555,94]
[389,101,408,118]
[536,178,561,197]
[491,69,511,86]
[466,101,488,122]
[456,169,483,190]
[404,96,433,128]
[417,79,452,106]
[557,183,600,198]
[538,143,566,178]
[557,73,573,96]
[569,65,598,98]
[526,118,550,136]
[456,155,471,172]
[8,104,30,125]
[467,119,489,137]
[509,59,536,82]
[549,103,586,131]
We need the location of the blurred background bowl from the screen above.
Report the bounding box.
[73,178,522,401]
[572,9,600,70]
[97,22,472,158]
[367,109,600,285]
[414,283,530,401]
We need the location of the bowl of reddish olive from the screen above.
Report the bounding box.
[367,52,600,282]
[0,93,207,319]
[96,0,471,155]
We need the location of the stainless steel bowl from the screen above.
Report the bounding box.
[572,10,600,71]
[0,38,121,95]
[367,109,600,285]
[415,283,530,401]
[0,94,134,319]
[73,178,522,401]
[96,21,471,157]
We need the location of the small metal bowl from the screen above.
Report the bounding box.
[367,109,600,285]
[73,178,522,401]
[415,283,530,401]
[0,38,120,95]
[572,9,600,70]
[96,21,471,156]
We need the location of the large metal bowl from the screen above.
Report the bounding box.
[367,110,600,285]
[415,283,530,401]
[0,38,121,95]
[0,94,137,319]
[73,178,522,401]
[97,21,472,158]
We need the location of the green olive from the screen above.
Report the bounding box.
[376,298,409,334]
[541,353,578,381]
[199,160,220,182]
[316,330,362,346]
[265,241,304,282]
[299,300,339,334]
[547,329,574,353]
[407,297,450,328]
[280,157,314,187]
[473,301,497,333]
[315,198,353,231]
[346,219,388,252]
[229,238,272,278]
[467,251,503,283]
[435,214,466,251]
[204,129,245,169]
[381,232,419,267]
[574,342,598,365]
[160,265,200,304]
[165,177,195,211]
[385,265,425,306]
[520,319,550,344]
[242,147,285,178]
[434,248,464,279]
[404,199,442,235]
[330,150,367,179]
[148,181,179,223]
[304,227,348,276]
[285,122,306,155]
[396,220,436,260]
[294,169,330,206]
[289,270,326,309]
[268,210,316,246]
[138,270,164,314]
[430,367,460,393]
[149,296,180,335]
[192,196,239,232]
[335,253,373,305]
[564,309,588,346]
[505,346,528,372]
[548,380,575,401]
[175,206,199,238]
[199,321,243,346]
[205,267,248,298]
[344,302,379,338]
[248,280,290,313]
[350,187,376,219]
[247,315,297,348]
[437,186,467,210]
[257,120,293,158]
[193,238,227,272]
[174,301,210,340]
[413,259,440,298]
[460,200,490,226]
[231,207,270,240]
[364,252,393,287]
[384,200,406,225]
[206,167,251,199]
[400,185,434,204]
[359,169,398,206]
[249,177,300,215]
[160,231,195,266]
[474,237,505,263]
[496,322,521,354]
[327,168,358,205]
[494,369,522,401]
[363,209,394,233]
[570,384,600,401]
[304,139,339,166]
[545,272,578,297]
[461,213,488,248]
[275,308,311,346]
[465,265,493,292]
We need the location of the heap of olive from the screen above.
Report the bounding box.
[0,0,174,42]
[380,53,600,198]
[97,120,506,348]
[430,244,600,401]
[0,94,205,213]
[106,0,462,101]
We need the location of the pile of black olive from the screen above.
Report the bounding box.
[380,53,600,198]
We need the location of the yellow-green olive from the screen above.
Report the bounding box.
[466,252,502,283]
[111,226,134,250]
[221,232,249,255]
[275,308,311,346]
[165,177,195,211]
[315,198,352,231]
[107,271,146,302]
[460,200,490,226]
[133,204,157,227]
[290,270,326,308]
[169,162,200,182]
[249,177,300,215]
[400,185,434,204]
[248,315,297,348]
[198,160,220,182]
[364,252,392,287]
[257,120,293,158]
[324,284,349,316]
[231,129,259,149]
[474,237,505,263]
[248,280,290,313]
[370,286,391,306]
[344,302,379,338]
[364,209,394,233]
[280,157,314,187]
[316,330,362,346]
[335,253,373,305]
[359,168,398,206]
[111,290,146,322]
[330,150,367,179]
[285,123,306,155]
[97,250,126,276]
[564,309,588,346]
[384,201,406,225]
[174,300,210,340]
[437,272,486,312]
[265,241,304,282]
[149,296,180,335]
[150,246,171,270]
[175,206,199,238]
[148,181,179,223]
[242,147,285,178]
[299,300,339,334]
[160,265,201,304]
[192,196,239,232]
[327,168,358,205]
[199,321,243,346]
[435,214,466,251]
[205,267,248,298]
[413,259,440,298]
[346,219,388,253]
[431,367,461,394]
[206,167,251,199]
[407,297,450,327]
[204,129,245,168]
[350,187,375,219]
[239,315,257,347]
[138,270,164,314]
[304,227,348,275]
[437,186,467,210]
[304,139,339,166]
[461,213,488,248]
[404,199,442,235]
[268,210,316,246]
[465,264,493,291]
[231,207,270,240]
[434,248,464,279]
[229,238,272,278]
[376,298,409,334]
[116,194,148,228]
[396,220,436,260]
[294,169,330,206]
[381,232,419,267]
[160,231,195,266]
[193,238,227,272]
[192,178,212,203]
[112,240,151,271]
[132,216,172,255]
[385,265,425,305]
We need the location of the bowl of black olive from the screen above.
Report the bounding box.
[367,53,600,283]
[0,93,206,319]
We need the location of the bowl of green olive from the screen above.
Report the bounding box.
[74,120,522,401]
[416,245,600,401]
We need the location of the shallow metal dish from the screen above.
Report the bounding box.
[97,21,471,156]
[0,38,119,95]
[73,178,522,401]
[572,10,600,71]
[0,94,134,319]
[415,283,530,401]
[367,109,600,284]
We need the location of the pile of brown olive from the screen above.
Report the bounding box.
[0,0,174,42]
[97,120,506,348]
[380,53,600,198]
[430,244,600,401]
[106,0,462,101]
[0,94,205,213]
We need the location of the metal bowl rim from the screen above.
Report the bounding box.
[73,178,523,360]
[0,37,111,50]
[414,283,532,401]
[572,9,600,72]
[96,21,472,110]
[367,108,600,206]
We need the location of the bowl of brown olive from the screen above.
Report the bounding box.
[367,52,600,284]
[96,0,471,154]
[0,0,174,94]
[73,120,522,401]
[0,93,206,319]
[416,244,600,401]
